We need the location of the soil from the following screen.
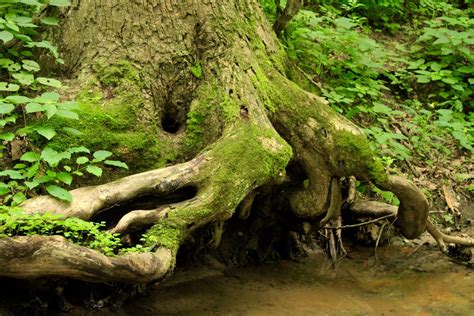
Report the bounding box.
[38,241,471,316]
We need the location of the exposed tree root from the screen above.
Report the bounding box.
[0,236,172,283]
[375,176,429,239]
[20,156,205,219]
[109,206,168,234]
[349,201,474,252]
[319,178,342,227]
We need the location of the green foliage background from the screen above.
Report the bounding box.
[261,0,472,169]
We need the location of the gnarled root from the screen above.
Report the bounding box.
[375,175,429,239]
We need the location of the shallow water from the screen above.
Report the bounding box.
[116,245,473,316]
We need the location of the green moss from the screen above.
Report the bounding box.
[251,66,276,112]
[185,110,205,150]
[93,60,142,88]
[334,131,388,182]
[144,220,183,253]
[183,83,240,154]
[211,123,292,186]
[168,207,213,224]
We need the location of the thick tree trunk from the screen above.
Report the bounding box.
[0,0,471,283]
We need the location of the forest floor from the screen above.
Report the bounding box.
[0,214,472,316]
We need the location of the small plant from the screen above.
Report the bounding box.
[0,207,122,256]
[190,62,203,79]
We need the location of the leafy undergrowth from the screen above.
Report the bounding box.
[0,206,162,255]
[0,207,121,256]
[260,0,473,221]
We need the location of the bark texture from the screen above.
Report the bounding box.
[1,0,471,283]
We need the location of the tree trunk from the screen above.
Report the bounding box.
[1,0,471,283]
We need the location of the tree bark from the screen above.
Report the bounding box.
[1,0,471,284]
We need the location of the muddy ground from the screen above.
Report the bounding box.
[115,244,472,316]
[12,238,460,315]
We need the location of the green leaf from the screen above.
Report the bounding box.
[41,17,59,25]
[433,35,450,45]
[0,59,14,67]
[0,102,15,114]
[0,182,10,195]
[0,31,13,43]
[0,170,23,179]
[25,102,46,113]
[25,40,59,58]
[46,185,72,202]
[441,77,458,85]
[0,82,20,92]
[12,192,26,205]
[25,180,40,190]
[12,71,34,85]
[416,75,431,83]
[372,102,393,114]
[45,104,58,119]
[35,91,60,103]
[20,151,40,162]
[0,133,15,141]
[63,127,82,136]
[6,95,30,104]
[56,109,79,120]
[93,150,112,162]
[25,162,39,179]
[57,172,72,185]
[36,127,56,140]
[104,160,129,170]
[6,63,21,72]
[48,0,71,7]
[20,0,41,5]
[76,156,89,164]
[86,165,103,177]
[68,146,90,154]
[38,175,53,184]
[37,77,62,88]
[41,147,71,167]
[57,101,78,110]
[22,60,41,72]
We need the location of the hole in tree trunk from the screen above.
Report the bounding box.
[161,112,182,134]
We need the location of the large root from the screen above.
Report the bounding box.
[0,236,172,283]
[20,158,202,219]
[375,176,429,239]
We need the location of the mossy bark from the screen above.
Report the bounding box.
[0,0,458,283]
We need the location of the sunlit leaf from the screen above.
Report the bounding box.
[46,185,72,202]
